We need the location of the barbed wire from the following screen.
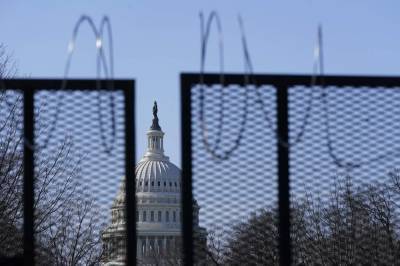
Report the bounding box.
[235,22,400,169]
[198,12,316,161]
[199,11,249,161]
[239,17,316,149]
[199,11,223,159]
[239,22,399,169]
[316,26,400,170]
[60,15,117,154]
[198,17,400,169]
[97,16,117,155]
[0,15,117,154]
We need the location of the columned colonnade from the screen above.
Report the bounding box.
[136,236,180,257]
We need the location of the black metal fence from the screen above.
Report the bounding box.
[181,73,400,266]
[0,79,135,265]
[3,74,400,265]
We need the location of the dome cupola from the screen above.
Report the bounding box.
[135,101,181,193]
[143,101,167,161]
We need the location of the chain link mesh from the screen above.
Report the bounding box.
[186,75,400,265]
[33,89,127,265]
[190,83,279,265]
[289,85,400,265]
[0,90,24,260]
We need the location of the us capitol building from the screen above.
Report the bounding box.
[101,102,206,265]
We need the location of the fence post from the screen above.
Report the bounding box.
[124,84,136,265]
[276,84,291,266]
[181,75,194,266]
[23,88,35,266]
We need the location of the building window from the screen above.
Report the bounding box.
[158,211,162,222]
[173,211,176,222]
[136,211,139,221]
[145,182,148,186]
[158,181,160,186]
[151,181,154,186]
[139,182,142,186]
[169,182,172,187]
[164,181,166,187]
[174,182,177,187]
[143,211,147,222]
[166,211,169,222]
[151,211,154,222]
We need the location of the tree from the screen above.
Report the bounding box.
[0,43,103,265]
[200,226,224,265]
[0,43,17,78]
[213,176,400,265]
[224,209,279,265]
[297,176,399,265]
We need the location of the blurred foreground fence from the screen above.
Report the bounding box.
[3,74,400,265]
[181,73,400,266]
[0,79,135,265]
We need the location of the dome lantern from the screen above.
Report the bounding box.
[144,101,167,160]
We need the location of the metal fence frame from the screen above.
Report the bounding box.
[180,72,400,266]
[0,79,136,266]
[3,74,400,265]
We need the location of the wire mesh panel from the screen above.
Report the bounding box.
[0,79,135,266]
[0,90,24,263]
[181,73,400,266]
[33,89,128,265]
[182,75,279,265]
[289,85,400,265]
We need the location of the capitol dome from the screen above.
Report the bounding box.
[101,101,205,266]
[135,155,181,193]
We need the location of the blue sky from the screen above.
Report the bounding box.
[1,0,400,166]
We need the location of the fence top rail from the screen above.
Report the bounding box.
[181,73,400,88]
[0,78,134,91]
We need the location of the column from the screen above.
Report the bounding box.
[163,237,167,254]
[155,236,159,254]
[145,237,149,257]
[137,238,142,258]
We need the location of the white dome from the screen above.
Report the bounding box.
[135,158,181,193]
[102,102,206,265]
[102,101,186,265]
